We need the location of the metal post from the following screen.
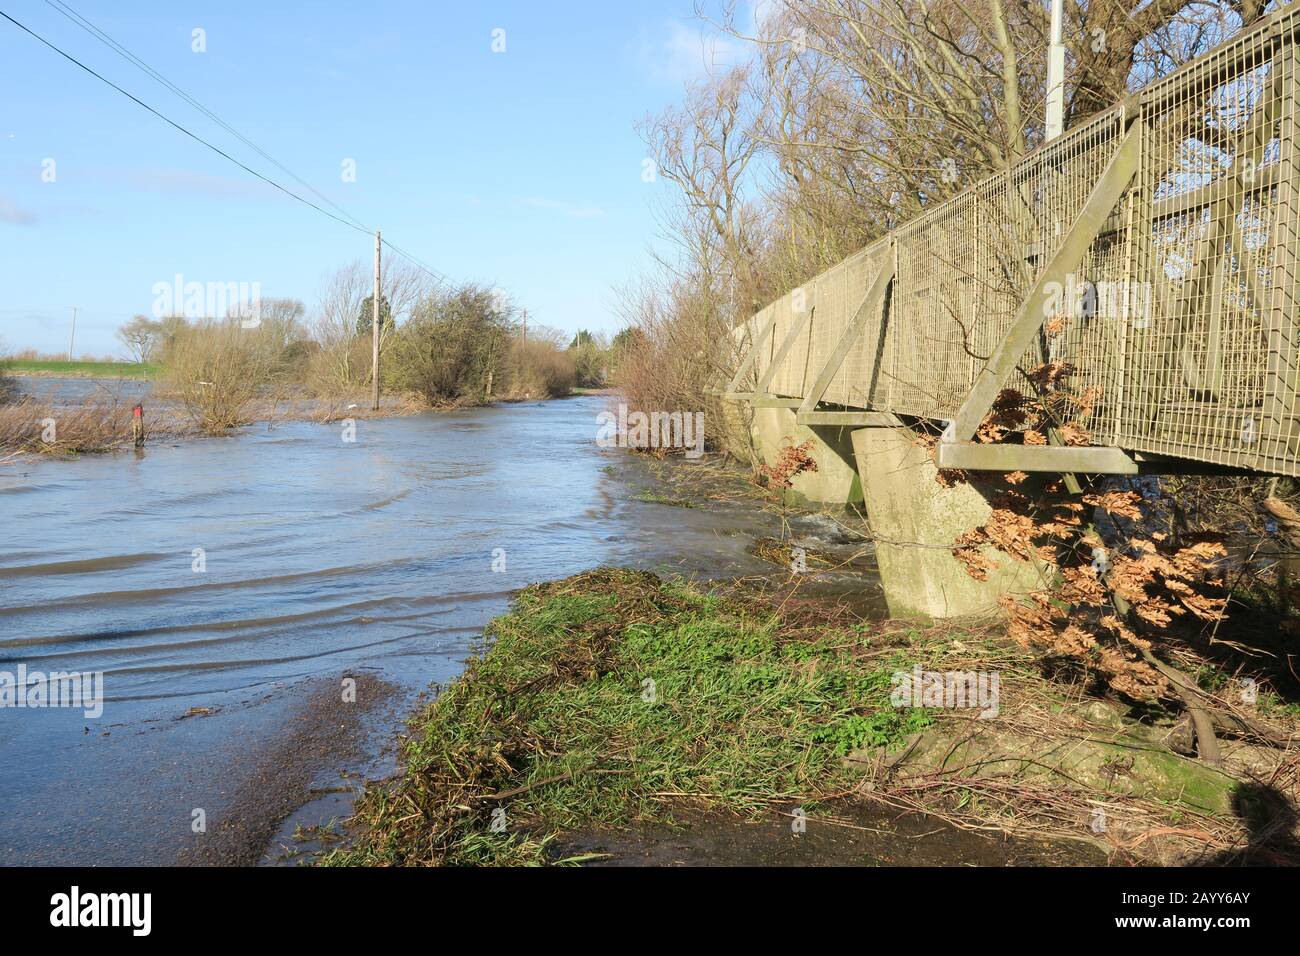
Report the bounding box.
[1045,0,1065,141]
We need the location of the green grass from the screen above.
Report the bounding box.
[4,359,157,379]
[321,569,928,866]
[1195,660,1300,718]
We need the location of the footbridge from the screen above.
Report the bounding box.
[720,8,1300,616]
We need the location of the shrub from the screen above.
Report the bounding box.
[306,335,372,396]
[568,330,610,388]
[248,298,313,383]
[612,275,738,457]
[0,352,17,405]
[385,283,514,406]
[158,319,275,432]
[503,338,575,399]
[0,396,190,454]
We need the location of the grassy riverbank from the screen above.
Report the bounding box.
[323,568,933,866]
[322,558,1300,867]
[5,359,157,378]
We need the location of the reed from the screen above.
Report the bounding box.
[0,397,191,455]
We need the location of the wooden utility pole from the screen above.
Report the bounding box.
[521,307,528,342]
[67,307,77,362]
[371,230,381,411]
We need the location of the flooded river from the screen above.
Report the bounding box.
[0,389,817,865]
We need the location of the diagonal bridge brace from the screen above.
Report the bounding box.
[795,248,896,419]
[721,309,779,400]
[940,119,1144,449]
[752,306,813,401]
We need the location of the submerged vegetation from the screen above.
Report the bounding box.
[0,395,194,456]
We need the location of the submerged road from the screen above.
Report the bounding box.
[0,392,792,864]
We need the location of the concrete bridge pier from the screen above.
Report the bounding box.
[849,423,1049,619]
[730,399,1046,618]
[747,404,862,506]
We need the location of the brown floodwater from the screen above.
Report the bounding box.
[551,804,1108,866]
[2,386,854,865]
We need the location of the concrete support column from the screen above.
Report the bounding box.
[850,424,1049,618]
[749,405,862,506]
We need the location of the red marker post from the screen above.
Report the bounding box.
[132,404,144,447]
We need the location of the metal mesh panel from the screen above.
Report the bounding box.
[1057,213,1133,445]
[888,191,978,418]
[764,297,793,393]
[769,286,811,397]
[886,109,1125,422]
[806,261,850,401]
[1007,109,1129,438]
[741,307,773,389]
[825,241,889,407]
[725,316,751,391]
[1119,20,1297,474]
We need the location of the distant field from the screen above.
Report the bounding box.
[3,360,157,379]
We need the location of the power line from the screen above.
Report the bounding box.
[381,237,447,287]
[3,6,449,288]
[43,0,373,235]
[0,8,368,234]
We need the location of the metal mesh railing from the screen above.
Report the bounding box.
[734,7,1300,478]
[825,241,890,407]
[1121,17,1297,473]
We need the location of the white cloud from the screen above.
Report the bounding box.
[0,196,36,225]
[639,19,744,86]
[518,196,604,219]
[86,166,279,200]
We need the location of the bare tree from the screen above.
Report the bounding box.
[639,65,765,312]
[116,315,159,363]
[311,261,371,390]
[310,260,435,392]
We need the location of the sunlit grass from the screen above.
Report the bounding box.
[322,569,926,866]
[5,360,157,379]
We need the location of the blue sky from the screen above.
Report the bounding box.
[0,0,754,355]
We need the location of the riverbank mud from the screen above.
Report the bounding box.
[548,803,1107,866]
[177,673,399,866]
